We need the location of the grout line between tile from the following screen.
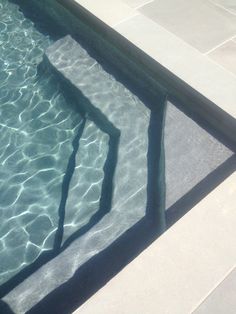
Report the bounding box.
[208,0,236,16]
[190,264,236,313]
[112,12,140,27]
[133,0,154,10]
[204,35,236,55]
[205,54,236,79]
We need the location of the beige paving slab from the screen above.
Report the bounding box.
[73,0,137,26]
[75,172,236,314]
[211,0,236,15]
[114,14,236,120]
[208,40,236,75]
[193,267,236,314]
[122,0,153,9]
[139,0,236,53]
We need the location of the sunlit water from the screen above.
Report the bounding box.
[0,0,108,285]
[0,0,159,294]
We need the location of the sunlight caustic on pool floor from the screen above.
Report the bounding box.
[0,0,109,285]
[0,0,166,296]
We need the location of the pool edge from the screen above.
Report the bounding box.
[57,0,236,148]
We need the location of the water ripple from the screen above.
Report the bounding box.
[0,0,85,285]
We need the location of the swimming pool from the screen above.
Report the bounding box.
[0,0,234,313]
[0,0,166,293]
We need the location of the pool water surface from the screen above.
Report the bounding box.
[0,0,163,290]
[0,0,110,285]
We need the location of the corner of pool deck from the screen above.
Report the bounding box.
[65,0,236,146]
[75,172,236,314]
[63,1,236,313]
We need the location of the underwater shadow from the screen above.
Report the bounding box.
[0,300,15,314]
[8,0,68,42]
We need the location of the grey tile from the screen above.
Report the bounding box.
[211,0,236,15]
[208,40,236,75]
[193,268,236,314]
[115,14,236,121]
[139,0,236,53]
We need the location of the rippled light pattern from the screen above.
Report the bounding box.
[62,120,109,244]
[0,0,160,295]
[0,0,108,285]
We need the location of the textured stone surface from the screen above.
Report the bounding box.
[164,102,233,210]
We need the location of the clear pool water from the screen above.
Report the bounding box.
[0,0,163,292]
[0,0,110,285]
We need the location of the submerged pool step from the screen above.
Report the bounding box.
[45,34,166,234]
[62,119,109,245]
[3,34,166,313]
[2,35,166,313]
[2,34,166,312]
